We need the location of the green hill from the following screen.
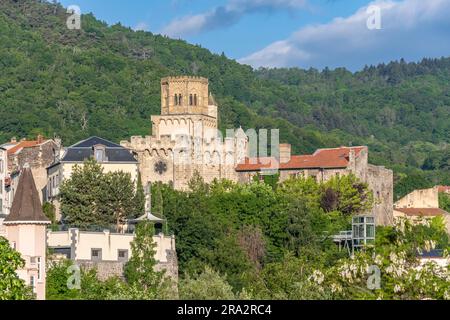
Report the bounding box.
[1,0,449,196]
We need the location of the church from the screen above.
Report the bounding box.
[121,76,394,225]
[120,76,248,190]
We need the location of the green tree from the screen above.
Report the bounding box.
[179,266,236,300]
[60,159,140,230]
[133,173,145,217]
[43,202,56,225]
[0,237,33,300]
[105,171,137,232]
[321,174,374,216]
[439,193,450,212]
[46,260,81,300]
[60,159,108,229]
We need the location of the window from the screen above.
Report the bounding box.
[0,159,3,173]
[37,257,42,281]
[194,94,197,106]
[178,94,182,105]
[94,146,106,163]
[95,149,104,162]
[174,94,178,106]
[30,276,36,293]
[56,174,59,187]
[48,179,53,197]
[189,94,193,106]
[11,241,16,250]
[118,250,129,262]
[0,180,2,195]
[91,248,102,261]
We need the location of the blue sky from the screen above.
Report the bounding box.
[59,0,450,71]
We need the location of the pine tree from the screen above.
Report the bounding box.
[133,173,145,217]
[124,221,166,296]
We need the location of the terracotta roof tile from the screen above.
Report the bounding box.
[437,186,450,193]
[236,146,366,172]
[394,208,448,217]
[6,140,44,155]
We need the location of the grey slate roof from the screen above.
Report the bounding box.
[61,136,137,163]
[71,136,122,148]
[4,167,51,224]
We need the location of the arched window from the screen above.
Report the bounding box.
[178,94,182,105]
[194,94,197,106]
[174,94,178,106]
[189,94,193,106]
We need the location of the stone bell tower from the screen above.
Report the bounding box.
[121,76,248,190]
[152,76,219,141]
[160,76,217,119]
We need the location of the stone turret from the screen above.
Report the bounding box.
[3,165,51,300]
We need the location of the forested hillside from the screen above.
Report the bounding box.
[1,0,449,197]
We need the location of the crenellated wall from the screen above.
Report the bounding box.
[122,76,249,190]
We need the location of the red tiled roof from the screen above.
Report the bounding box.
[7,140,45,155]
[235,146,366,172]
[394,208,448,217]
[438,186,450,193]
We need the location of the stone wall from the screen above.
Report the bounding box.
[395,187,440,209]
[77,260,125,281]
[9,140,60,203]
[48,229,179,283]
[122,134,245,191]
[366,165,394,226]
[76,252,179,283]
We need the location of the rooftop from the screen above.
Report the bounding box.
[3,166,51,225]
[236,146,366,172]
[438,186,450,193]
[1,135,48,155]
[61,136,137,163]
[394,207,448,217]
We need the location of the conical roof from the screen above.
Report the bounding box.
[3,166,50,225]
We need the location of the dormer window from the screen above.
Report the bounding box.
[94,145,106,163]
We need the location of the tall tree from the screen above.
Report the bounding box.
[124,221,168,297]
[133,173,145,217]
[105,171,136,232]
[60,159,139,230]
[60,159,107,229]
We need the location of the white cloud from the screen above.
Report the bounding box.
[134,22,149,32]
[239,0,450,71]
[161,0,307,38]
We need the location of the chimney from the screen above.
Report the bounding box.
[37,134,44,144]
[280,144,292,164]
[349,148,356,167]
[10,137,17,143]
